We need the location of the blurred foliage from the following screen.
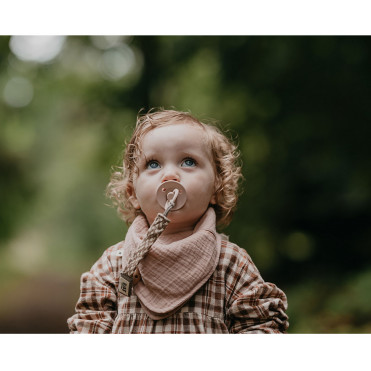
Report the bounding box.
[0,36,371,333]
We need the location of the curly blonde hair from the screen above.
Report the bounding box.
[106,109,243,228]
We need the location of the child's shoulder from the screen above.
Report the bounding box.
[103,240,125,255]
[219,235,260,274]
[92,240,125,269]
[220,235,251,262]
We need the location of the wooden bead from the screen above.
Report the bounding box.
[133,267,141,285]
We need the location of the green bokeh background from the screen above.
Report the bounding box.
[1,36,370,333]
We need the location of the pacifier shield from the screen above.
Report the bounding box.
[156,181,187,210]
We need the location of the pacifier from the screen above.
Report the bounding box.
[156,180,187,211]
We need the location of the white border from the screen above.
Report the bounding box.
[2,1,371,35]
[1,334,370,370]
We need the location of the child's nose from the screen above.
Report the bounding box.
[161,167,180,183]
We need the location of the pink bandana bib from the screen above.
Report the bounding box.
[121,208,221,320]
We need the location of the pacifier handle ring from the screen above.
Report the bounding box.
[163,188,179,216]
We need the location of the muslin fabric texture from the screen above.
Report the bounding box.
[68,208,289,333]
[125,208,221,319]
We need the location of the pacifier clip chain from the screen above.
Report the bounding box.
[119,189,180,296]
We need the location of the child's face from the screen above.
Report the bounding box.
[128,123,217,232]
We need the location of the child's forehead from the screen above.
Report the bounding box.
[133,122,214,161]
[139,122,207,145]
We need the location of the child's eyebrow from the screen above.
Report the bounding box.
[181,151,197,158]
[142,151,157,161]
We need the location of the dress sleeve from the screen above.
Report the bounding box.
[225,246,289,334]
[67,248,118,334]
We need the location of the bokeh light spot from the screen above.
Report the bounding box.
[90,36,129,50]
[9,36,66,63]
[283,231,314,261]
[100,45,136,80]
[3,76,34,108]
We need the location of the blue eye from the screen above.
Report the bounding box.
[147,160,160,169]
[182,158,196,167]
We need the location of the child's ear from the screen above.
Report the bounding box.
[126,183,141,210]
[210,193,217,205]
[210,177,220,205]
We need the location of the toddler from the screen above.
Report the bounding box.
[67,109,289,333]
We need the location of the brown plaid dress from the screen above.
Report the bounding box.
[67,239,289,333]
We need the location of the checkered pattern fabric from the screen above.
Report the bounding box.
[67,240,289,334]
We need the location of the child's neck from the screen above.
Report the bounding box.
[158,224,194,243]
